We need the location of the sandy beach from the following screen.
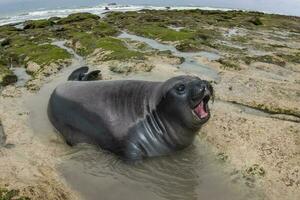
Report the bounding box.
[0,9,299,200]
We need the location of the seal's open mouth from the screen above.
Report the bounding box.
[192,95,210,120]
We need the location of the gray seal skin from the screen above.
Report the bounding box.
[48,72,213,160]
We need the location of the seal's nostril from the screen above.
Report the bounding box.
[199,85,205,93]
[200,83,207,93]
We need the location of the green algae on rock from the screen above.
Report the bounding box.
[57,12,100,24]
[23,19,54,29]
[217,58,241,70]
[6,41,71,71]
[243,55,286,67]
[128,25,196,42]
[276,52,300,64]
[0,187,30,200]
[109,62,154,74]
[0,65,17,86]
[105,9,300,55]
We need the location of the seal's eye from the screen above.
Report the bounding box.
[176,84,186,94]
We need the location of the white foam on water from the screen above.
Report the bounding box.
[0,4,235,26]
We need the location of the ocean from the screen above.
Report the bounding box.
[0,0,299,26]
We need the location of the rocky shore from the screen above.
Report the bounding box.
[0,10,299,200]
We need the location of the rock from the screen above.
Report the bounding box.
[157,50,172,56]
[87,48,113,63]
[25,59,71,91]
[0,85,21,97]
[0,38,10,46]
[50,25,64,32]
[0,64,17,86]
[40,59,70,77]
[1,74,18,86]
[109,62,154,74]
[175,41,203,52]
[249,17,263,26]
[26,61,41,74]
[23,19,54,29]
[66,40,84,53]
[26,79,42,91]
[41,62,61,77]
[74,41,83,50]
[48,16,61,22]
[135,62,154,72]
[57,13,100,24]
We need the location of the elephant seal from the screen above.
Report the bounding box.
[48,68,213,160]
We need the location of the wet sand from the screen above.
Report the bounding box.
[0,30,299,200]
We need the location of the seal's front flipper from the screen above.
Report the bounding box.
[68,66,101,81]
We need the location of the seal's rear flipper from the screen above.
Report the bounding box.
[83,70,101,81]
[68,66,88,81]
[68,66,101,81]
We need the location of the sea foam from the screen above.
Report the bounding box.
[0,4,234,26]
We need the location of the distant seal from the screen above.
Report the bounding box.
[48,67,213,160]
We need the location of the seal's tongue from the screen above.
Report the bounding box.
[194,101,208,119]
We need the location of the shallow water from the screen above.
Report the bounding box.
[59,139,261,200]
[118,32,221,82]
[24,39,264,200]
[12,67,32,87]
[25,41,86,142]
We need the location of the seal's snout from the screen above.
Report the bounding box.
[190,81,212,120]
[191,81,211,104]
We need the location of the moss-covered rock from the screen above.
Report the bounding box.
[249,17,263,26]
[69,32,143,60]
[128,25,195,42]
[23,19,54,29]
[57,12,100,24]
[243,55,286,66]
[48,16,61,22]
[276,52,300,64]
[106,9,300,33]
[95,37,144,61]
[7,41,71,67]
[217,58,241,70]
[109,62,154,74]
[175,40,204,52]
[0,38,10,46]
[0,65,17,86]
[0,25,19,38]
[254,103,300,118]
[0,187,30,200]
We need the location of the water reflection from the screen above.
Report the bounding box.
[59,138,257,200]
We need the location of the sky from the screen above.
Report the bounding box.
[0,0,299,16]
